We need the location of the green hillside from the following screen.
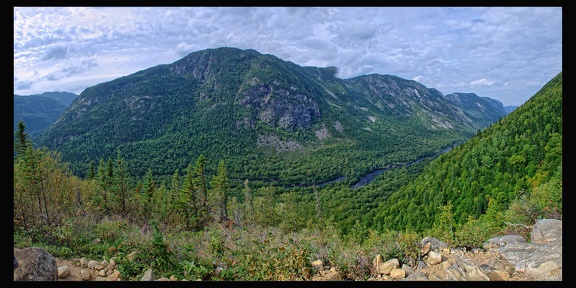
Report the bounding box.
[368,72,562,241]
[14,94,67,141]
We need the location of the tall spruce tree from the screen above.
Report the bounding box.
[211,160,229,223]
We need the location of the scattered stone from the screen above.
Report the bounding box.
[57,266,70,278]
[80,269,91,280]
[140,268,156,281]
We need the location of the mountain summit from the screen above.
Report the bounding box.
[36,47,508,183]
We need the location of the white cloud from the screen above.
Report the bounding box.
[470,78,495,87]
[13,7,562,106]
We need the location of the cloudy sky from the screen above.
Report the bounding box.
[14,7,562,106]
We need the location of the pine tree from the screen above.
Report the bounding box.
[14,121,31,157]
[87,161,96,180]
[142,168,156,222]
[181,163,198,228]
[211,160,229,223]
[114,151,130,214]
[170,169,180,204]
[194,154,208,214]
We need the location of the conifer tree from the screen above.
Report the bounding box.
[243,179,254,225]
[96,158,110,211]
[114,151,130,214]
[181,163,198,228]
[211,160,229,223]
[14,121,31,157]
[141,168,156,222]
[194,154,208,214]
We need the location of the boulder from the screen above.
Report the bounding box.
[14,247,58,281]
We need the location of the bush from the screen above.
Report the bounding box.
[397,229,421,265]
[453,216,493,249]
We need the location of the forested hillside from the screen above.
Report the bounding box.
[14,94,68,141]
[369,72,562,243]
[35,47,506,188]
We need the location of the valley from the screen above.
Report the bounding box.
[13,47,561,281]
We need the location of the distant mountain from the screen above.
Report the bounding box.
[443,92,509,128]
[504,105,518,113]
[33,91,78,107]
[36,47,509,182]
[13,93,73,141]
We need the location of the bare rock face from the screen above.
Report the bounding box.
[240,84,320,130]
[14,247,58,281]
[496,219,562,280]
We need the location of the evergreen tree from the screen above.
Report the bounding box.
[170,169,180,204]
[87,161,96,180]
[141,168,156,222]
[14,121,31,157]
[114,151,130,214]
[181,163,199,229]
[211,160,229,223]
[194,154,208,214]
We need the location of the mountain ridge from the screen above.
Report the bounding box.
[35,47,510,183]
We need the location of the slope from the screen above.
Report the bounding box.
[370,72,562,233]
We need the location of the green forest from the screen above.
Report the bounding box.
[13,72,561,280]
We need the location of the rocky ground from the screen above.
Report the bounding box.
[44,219,562,282]
[54,249,537,281]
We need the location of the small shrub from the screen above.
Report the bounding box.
[93,218,128,242]
[397,230,421,265]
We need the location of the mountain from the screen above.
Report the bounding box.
[443,92,509,128]
[36,47,508,183]
[369,72,562,233]
[34,91,78,107]
[13,94,71,141]
[504,105,518,113]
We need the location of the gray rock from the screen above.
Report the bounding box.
[498,219,562,280]
[140,268,156,281]
[14,247,59,281]
[486,234,526,247]
[531,219,562,244]
[421,236,448,251]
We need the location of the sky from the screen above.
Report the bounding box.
[14,7,562,106]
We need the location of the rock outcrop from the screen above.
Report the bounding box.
[312,218,562,281]
[382,218,561,281]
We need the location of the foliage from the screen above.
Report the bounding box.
[397,229,421,265]
[372,72,562,239]
[12,70,562,279]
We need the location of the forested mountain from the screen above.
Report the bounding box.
[13,92,78,141]
[34,91,79,107]
[35,47,508,185]
[366,72,562,235]
[14,94,67,141]
[443,92,510,128]
[504,105,518,113]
